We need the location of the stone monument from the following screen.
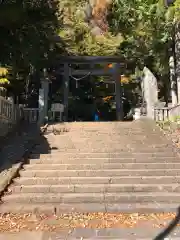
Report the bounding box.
[141,67,158,119]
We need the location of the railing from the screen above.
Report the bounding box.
[23,108,39,123]
[0,96,23,137]
[0,94,42,138]
[154,107,169,121]
[154,104,180,121]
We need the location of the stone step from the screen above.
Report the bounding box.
[24,162,180,170]
[3,192,180,204]
[19,169,180,177]
[46,139,169,144]
[0,228,180,240]
[50,228,180,240]
[29,156,180,164]
[65,133,165,138]
[32,148,175,155]
[47,142,172,147]
[14,176,180,185]
[10,183,180,193]
[29,151,178,159]
[38,150,176,155]
[45,141,170,146]
[0,202,179,214]
[31,149,177,154]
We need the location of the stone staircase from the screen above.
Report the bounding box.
[1,120,180,238]
[0,120,180,215]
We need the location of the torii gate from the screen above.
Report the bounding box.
[39,56,125,124]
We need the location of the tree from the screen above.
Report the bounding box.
[0,0,59,66]
[0,67,9,93]
[109,0,173,71]
[107,0,176,103]
[58,0,122,55]
[0,0,60,102]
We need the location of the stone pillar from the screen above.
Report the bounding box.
[169,55,178,106]
[175,21,180,103]
[38,88,44,125]
[38,69,49,125]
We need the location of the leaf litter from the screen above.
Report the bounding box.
[0,212,177,232]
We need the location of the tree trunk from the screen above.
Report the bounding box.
[174,21,180,103]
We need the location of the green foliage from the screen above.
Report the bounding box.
[2,0,179,105]
[171,115,180,122]
[0,0,59,68]
[58,0,122,56]
[0,0,60,100]
[0,67,10,89]
[108,0,174,77]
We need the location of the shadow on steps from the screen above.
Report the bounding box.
[0,123,50,174]
[154,206,180,240]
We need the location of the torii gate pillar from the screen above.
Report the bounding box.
[114,63,124,121]
[63,63,70,121]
